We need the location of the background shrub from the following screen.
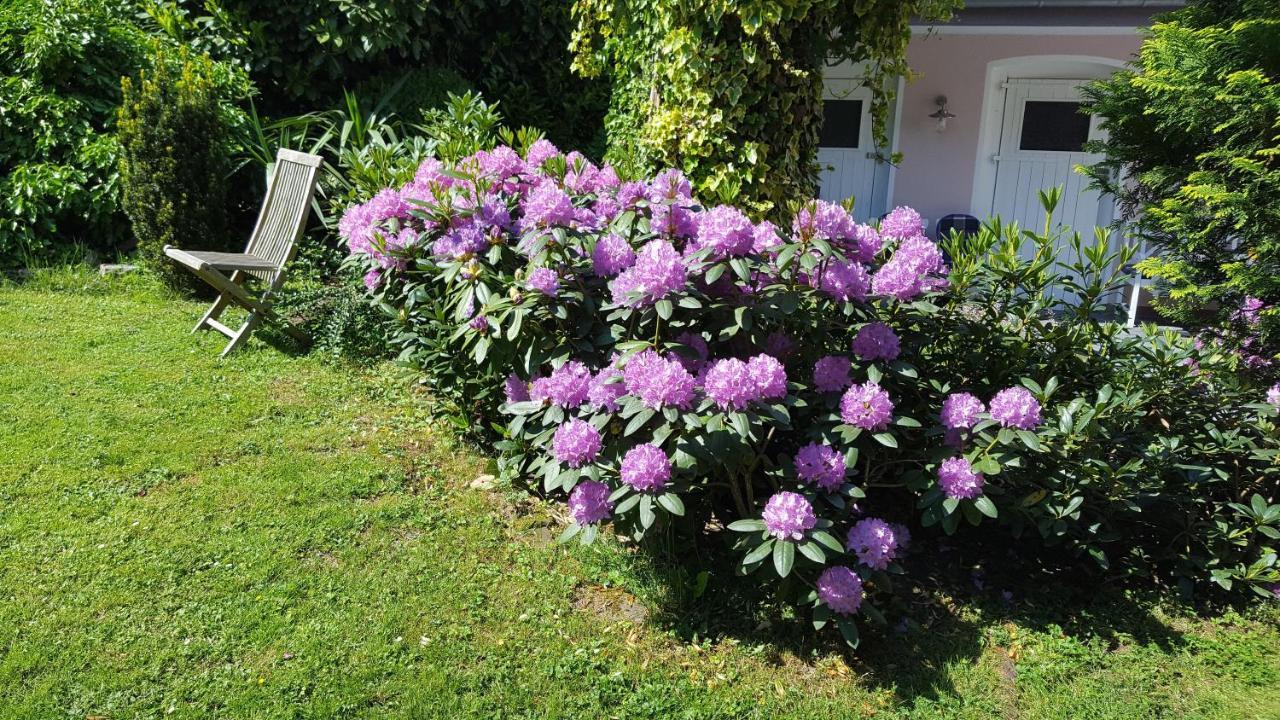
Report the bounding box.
[0,0,149,267]
[1085,0,1280,353]
[118,48,246,292]
[570,0,960,217]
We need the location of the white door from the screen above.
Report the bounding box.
[990,78,1112,244]
[816,81,885,223]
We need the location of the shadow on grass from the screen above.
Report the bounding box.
[592,527,1190,706]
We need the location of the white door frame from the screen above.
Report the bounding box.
[969,55,1125,218]
[819,59,902,220]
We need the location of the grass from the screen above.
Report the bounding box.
[1,268,1277,719]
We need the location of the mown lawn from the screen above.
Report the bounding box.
[1,269,1277,719]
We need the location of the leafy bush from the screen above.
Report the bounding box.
[118,48,245,292]
[1085,0,1280,353]
[570,0,960,216]
[0,0,149,267]
[338,144,1280,644]
[151,0,608,154]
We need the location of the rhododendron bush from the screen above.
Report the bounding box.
[341,141,1280,645]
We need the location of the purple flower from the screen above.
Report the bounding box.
[539,361,593,408]
[648,169,693,204]
[695,205,755,257]
[525,138,561,168]
[553,419,602,468]
[764,331,797,359]
[568,480,611,525]
[620,444,671,492]
[871,236,946,301]
[812,259,869,302]
[616,181,647,209]
[817,566,863,616]
[504,374,530,403]
[879,206,925,240]
[846,517,901,570]
[520,181,575,230]
[938,457,985,499]
[623,350,696,410]
[840,382,894,430]
[611,239,687,307]
[989,387,1042,430]
[747,354,788,401]
[527,267,561,296]
[1236,296,1265,325]
[673,331,709,373]
[363,269,382,292]
[587,367,625,412]
[468,314,490,332]
[650,203,698,238]
[762,491,817,541]
[813,356,853,393]
[851,322,900,362]
[752,221,782,254]
[794,443,845,491]
[941,392,985,430]
[1268,384,1280,406]
[793,200,856,242]
[852,224,883,263]
[592,233,636,277]
[704,358,754,410]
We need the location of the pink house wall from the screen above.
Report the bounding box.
[890,33,1144,224]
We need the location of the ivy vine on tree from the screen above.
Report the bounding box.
[571,0,960,217]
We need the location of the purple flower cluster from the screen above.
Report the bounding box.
[531,361,592,408]
[611,239,687,307]
[527,267,560,296]
[762,491,817,541]
[504,373,530,403]
[1269,384,1280,406]
[592,233,636,277]
[813,355,853,393]
[587,366,625,412]
[989,387,1042,430]
[568,480,612,525]
[941,392,985,430]
[938,457,984,499]
[851,322,900,362]
[840,382,894,430]
[871,236,946,301]
[704,354,788,410]
[794,443,845,491]
[623,350,696,409]
[553,419,602,468]
[812,259,869,302]
[817,566,864,615]
[620,444,671,492]
[846,518,902,570]
[793,200,856,243]
[879,206,925,240]
[694,205,755,257]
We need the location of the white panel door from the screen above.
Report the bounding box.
[990,79,1112,269]
[816,81,884,223]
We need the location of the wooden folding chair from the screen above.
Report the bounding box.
[165,148,323,358]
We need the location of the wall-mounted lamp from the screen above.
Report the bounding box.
[928,95,956,132]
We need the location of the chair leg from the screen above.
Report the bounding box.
[194,293,232,333]
[219,311,262,359]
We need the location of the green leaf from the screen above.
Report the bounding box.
[639,494,655,528]
[655,299,673,320]
[797,541,826,564]
[838,618,860,648]
[873,432,898,448]
[657,492,685,516]
[974,495,998,518]
[729,519,767,532]
[773,540,795,578]
[743,539,774,565]
[811,530,844,554]
[624,408,655,436]
[557,523,581,544]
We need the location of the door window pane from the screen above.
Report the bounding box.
[819,100,862,149]
[1018,101,1090,152]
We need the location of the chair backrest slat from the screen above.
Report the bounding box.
[245,149,323,283]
